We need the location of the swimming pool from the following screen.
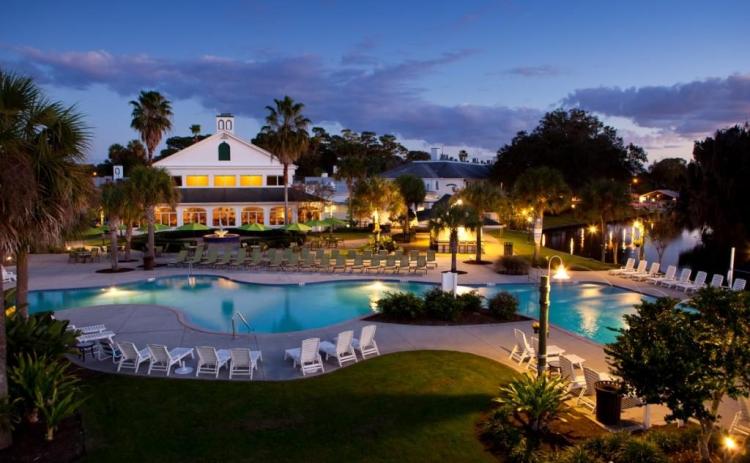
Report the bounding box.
[28,276,652,343]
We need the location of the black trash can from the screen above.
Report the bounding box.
[504,242,513,256]
[594,381,622,426]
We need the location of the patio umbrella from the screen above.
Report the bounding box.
[82,226,107,236]
[283,223,311,232]
[320,217,347,227]
[238,222,267,232]
[137,223,170,233]
[176,222,210,231]
[304,219,325,227]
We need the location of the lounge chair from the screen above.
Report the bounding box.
[631,262,660,281]
[730,397,750,437]
[662,268,691,288]
[319,330,357,367]
[426,250,437,269]
[333,255,347,272]
[578,366,606,411]
[349,255,364,273]
[1,266,16,283]
[229,348,263,380]
[185,248,204,266]
[267,252,283,271]
[200,249,219,267]
[396,255,411,273]
[116,341,151,373]
[97,338,122,363]
[646,265,676,285]
[559,355,586,397]
[146,344,194,376]
[352,325,380,359]
[317,255,333,272]
[382,256,397,273]
[195,346,231,378]
[284,338,325,376]
[509,328,535,365]
[410,256,428,275]
[623,260,647,279]
[709,273,724,288]
[247,251,263,270]
[69,323,107,334]
[229,248,247,269]
[608,257,635,275]
[168,250,189,267]
[77,331,115,344]
[674,270,707,293]
[365,256,382,273]
[285,252,300,271]
[213,252,232,269]
[409,250,419,262]
[730,278,747,292]
[298,253,316,272]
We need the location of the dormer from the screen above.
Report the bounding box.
[216,113,235,134]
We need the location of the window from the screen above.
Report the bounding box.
[183,207,207,225]
[240,175,262,187]
[214,175,236,187]
[269,206,292,225]
[226,120,232,131]
[172,176,183,187]
[218,142,231,161]
[298,206,321,223]
[155,207,177,227]
[267,175,284,186]
[218,120,225,130]
[186,175,209,187]
[241,207,264,225]
[212,207,236,227]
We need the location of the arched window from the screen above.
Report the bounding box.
[212,207,236,227]
[297,206,321,223]
[183,207,207,225]
[218,120,225,130]
[226,120,232,131]
[155,207,177,227]
[241,207,264,225]
[218,142,231,161]
[269,206,292,226]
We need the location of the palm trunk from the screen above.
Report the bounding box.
[0,259,11,450]
[346,179,354,224]
[532,213,543,266]
[146,206,156,260]
[475,225,483,263]
[124,220,133,261]
[109,220,119,271]
[283,163,290,225]
[600,217,606,263]
[450,229,458,273]
[15,247,28,318]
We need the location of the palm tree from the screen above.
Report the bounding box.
[129,90,173,164]
[394,174,426,241]
[189,124,201,142]
[577,179,632,262]
[334,154,367,223]
[459,180,506,264]
[261,96,311,224]
[100,182,129,271]
[512,167,570,264]
[351,177,405,244]
[128,166,179,268]
[429,202,479,273]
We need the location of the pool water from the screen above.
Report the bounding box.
[28,276,652,343]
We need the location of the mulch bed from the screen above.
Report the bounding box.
[95,267,134,273]
[0,415,86,463]
[463,259,493,265]
[366,310,530,326]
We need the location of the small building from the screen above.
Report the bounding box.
[153,114,322,227]
[636,189,679,210]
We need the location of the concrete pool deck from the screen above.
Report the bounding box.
[6,252,741,427]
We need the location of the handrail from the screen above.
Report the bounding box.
[231,312,252,339]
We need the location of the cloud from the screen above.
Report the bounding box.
[503,65,562,78]
[563,74,750,137]
[1,45,542,151]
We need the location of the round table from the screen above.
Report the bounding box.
[76,341,96,361]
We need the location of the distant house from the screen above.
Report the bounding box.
[636,189,679,210]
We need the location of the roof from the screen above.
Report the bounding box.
[381,161,490,180]
[178,188,323,204]
[640,189,679,198]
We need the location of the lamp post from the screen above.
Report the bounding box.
[537,255,570,376]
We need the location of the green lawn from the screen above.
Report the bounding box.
[81,351,515,463]
[488,229,614,271]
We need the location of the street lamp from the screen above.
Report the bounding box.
[537,255,570,376]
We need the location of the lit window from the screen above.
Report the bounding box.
[298,206,321,223]
[212,207,236,226]
[267,175,284,186]
[240,175,262,187]
[218,142,231,161]
[183,208,207,225]
[241,207,264,225]
[214,175,236,187]
[155,207,177,227]
[269,206,292,225]
[186,175,209,187]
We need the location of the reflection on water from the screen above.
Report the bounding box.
[28,277,650,342]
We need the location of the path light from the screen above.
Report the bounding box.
[724,435,737,452]
[536,255,569,375]
[588,225,597,234]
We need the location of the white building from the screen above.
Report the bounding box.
[153,114,322,228]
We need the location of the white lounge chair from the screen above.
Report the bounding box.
[116,341,151,373]
[229,348,263,380]
[320,330,358,367]
[284,338,325,376]
[730,397,750,437]
[662,268,691,288]
[608,258,635,275]
[77,331,116,344]
[69,323,107,334]
[195,346,231,378]
[708,273,724,288]
[623,260,648,279]
[1,266,16,283]
[559,355,586,397]
[96,338,121,363]
[352,324,380,359]
[147,344,194,376]
[675,271,707,293]
[730,278,747,292]
[631,262,660,281]
[509,328,535,365]
[646,265,676,285]
[578,366,608,411]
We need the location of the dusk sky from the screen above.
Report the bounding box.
[2,0,749,164]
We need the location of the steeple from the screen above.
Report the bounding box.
[216,113,235,134]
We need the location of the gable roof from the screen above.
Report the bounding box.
[381,161,490,179]
[153,131,278,166]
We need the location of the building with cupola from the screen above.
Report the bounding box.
[153,114,322,228]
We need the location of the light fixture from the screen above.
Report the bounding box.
[724,435,737,452]
[552,264,570,280]
[588,225,597,234]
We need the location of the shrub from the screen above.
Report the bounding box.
[481,408,540,463]
[493,373,569,435]
[488,292,519,320]
[644,426,701,454]
[495,255,530,275]
[376,291,424,319]
[616,439,667,463]
[6,312,78,367]
[456,291,484,313]
[424,288,464,321]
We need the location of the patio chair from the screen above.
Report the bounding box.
[284,252,300,271]
[319,330,357,367]
[396,255,410,273]
[410,256,428,275]
[68,323,107,334]
[675,271,707,293]
[382,256,397,273]
[247,250,263,270]
[267,252,283,271]
[662,268,691,288]
[168,249,189,267]
[426,249,437,269]
[298,253,316,272]
[213,252,232,269]
[631,262,660,281]
[195,346,231,378]
[646,265,676,285]
[509,329,535,365]
[352,325,380,359]
[409,249,419,261]
[146,344,194,376]
[609,258,635,275]
[96,338,122,363]
[365,256,382,273]
[709,273,724,288]
[116,341,151,373]
[729,397,750,437]
[559,355,586,397]
[623,260,648,279]
[317,255,333,272]
[578,366,606,411]
[77,331,116,344]
[1,266,16,283]
[349,255,365,273]
[185,248,204,266]
[731,278,747,292]
[229,248,247,269]
[333,255,347,272]
[284,338,325,376]
[330,249,340,259]
[229,348,263,380]
[200,249,219,267]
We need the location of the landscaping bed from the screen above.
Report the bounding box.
[367,310,530,325]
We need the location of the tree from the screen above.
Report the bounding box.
[95,139,147,176]
[406,150,431,162]
[429,202,479,273]
[458,149,468,162]
[260,96,311,224]
[351,177,405,243]
[334,154,367,223]
[492,108,647,191]
[605,289,750,462]
[459,180,506,263]
[512,167,570,263]
[647,157,687,191]
[577,179,632,262]
[129,90,173,164]
[100,182,129,271]
[394,174,426,240]
[647,211,682,264]
[127,166,179,266]
[189,124,201,140]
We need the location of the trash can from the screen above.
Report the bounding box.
[594,381,622,426]
[504,242,513,256]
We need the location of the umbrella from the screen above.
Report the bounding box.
[320,217,347,227]
[283,223,311,232]
[304,219,325,227]
[238,222,267,232]
[82,226,107,236]
[176,222,210,231]
[138,223,171,233]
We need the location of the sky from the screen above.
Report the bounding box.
[2,0,749,164]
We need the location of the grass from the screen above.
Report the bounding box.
[81,351,516,463]
[488,229,615,271]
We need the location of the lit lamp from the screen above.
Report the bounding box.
[537,255,570,375]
